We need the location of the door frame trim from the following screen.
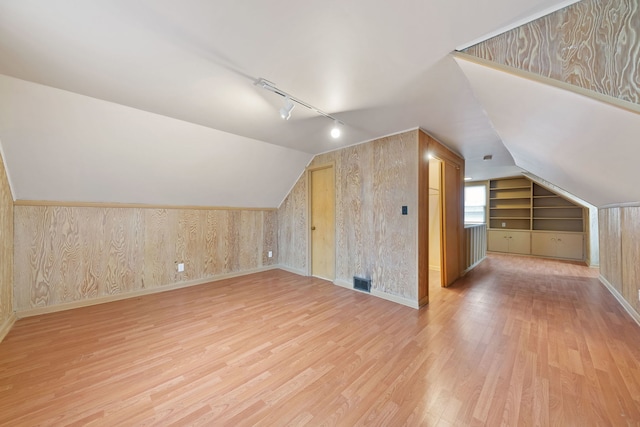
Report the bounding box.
[306,162,337,279]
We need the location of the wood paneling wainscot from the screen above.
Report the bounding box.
[0,149,14,341]
[13,205,278,314]
[279,130,419,306]
[277,174,308,275]
[599,206,640,323]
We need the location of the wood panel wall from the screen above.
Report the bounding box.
[599,207,640,319]
[0,149,13,336]
[464,0,640,106]
[277,175,308,275]
[278,130,419,302]
[13,205,277,312]
[418,131,465,305]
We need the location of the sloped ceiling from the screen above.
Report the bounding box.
[0,0,579,206]
[0,74,311,207]
[455,58,640,207]
[460,0,640,207]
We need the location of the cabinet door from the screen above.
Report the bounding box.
[508,231,531,255]
[555,233,584,260]
[487,230,509,252]
[531,232,557,257]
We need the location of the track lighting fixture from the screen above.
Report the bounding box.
[255,77,343,139]
[279,97,295,120]
[330,120,341,139]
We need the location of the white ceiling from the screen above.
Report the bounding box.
[0,0,592,206]
[456,57,640,207]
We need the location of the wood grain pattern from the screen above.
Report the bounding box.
[418,133,430,305]
[464,0,640,106]
[599,206,640,320]
[277,173,308,274]
[13,206,275,312]
[443,161,462,286]
[599,208,622,293]
[1,255,639,425]
[372,131,418,299]
[0,149,13,337]
[621,207,640,314]
[278,130,465,306]
[280,130,420,301]
[14,199,277,211]
[419,130,465,298]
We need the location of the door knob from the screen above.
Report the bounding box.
[311,226,316,230]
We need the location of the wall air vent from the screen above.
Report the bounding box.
[353,276,371,293]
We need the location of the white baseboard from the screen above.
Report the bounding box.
[0,312,17,343]
[371,289,419,309]
[17,266,279,318]
[599,275,640,328]
[276,265,307,276]
[334,279,418,309]
[334,279,352,290]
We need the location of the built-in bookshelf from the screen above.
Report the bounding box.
[489,177,532,230]
[487,177,586,260]
[532,184,584,232]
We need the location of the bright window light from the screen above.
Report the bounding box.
[464,185,486,224]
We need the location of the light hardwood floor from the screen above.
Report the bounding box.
[1,254,640,426]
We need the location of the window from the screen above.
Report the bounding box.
[464,185,486,224]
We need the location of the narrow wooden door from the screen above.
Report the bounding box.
[310,166,335,280]
[442,161,461,287]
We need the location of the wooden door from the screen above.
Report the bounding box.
[310,166,335,280]
[442,161,461,287]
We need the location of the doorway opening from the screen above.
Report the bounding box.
[428,157,444,293]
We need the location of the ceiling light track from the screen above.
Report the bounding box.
[255,78,343,138]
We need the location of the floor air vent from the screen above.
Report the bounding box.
[353,276,371,293]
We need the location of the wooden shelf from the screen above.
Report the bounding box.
[493,217,531,220]
[487,178,586,259]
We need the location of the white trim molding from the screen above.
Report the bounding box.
[17,266,280,318]
[599,275,640,328]
[0,312,17,343]
[335,279,419,309]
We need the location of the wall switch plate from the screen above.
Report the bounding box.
[177,262,184,272]
[268,251,273,258]
[402,206,408,215]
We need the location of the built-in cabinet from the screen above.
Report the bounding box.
[487,177,586,261]
[531,232,584,260]
[487,230,531,255]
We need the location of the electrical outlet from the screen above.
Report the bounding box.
[268,251,273,258]
[502,222,506,228]
[177,262,184,272]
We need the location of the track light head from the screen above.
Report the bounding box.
[331,120,341,138]
[279,97,295,120]
[255,77,345,138]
